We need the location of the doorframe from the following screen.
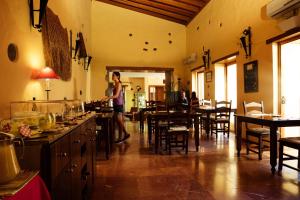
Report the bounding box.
[277,35,300,114]
[106,66,174,72]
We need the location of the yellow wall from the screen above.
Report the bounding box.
[0,0,91,118]
[186,0,282,114]
[90,2,187,100]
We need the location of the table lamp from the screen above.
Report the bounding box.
[36,67,59,100]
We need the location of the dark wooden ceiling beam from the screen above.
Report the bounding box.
[174,0,206,8]
[110,0,190,21]
[127,0,196,17]
[151,0,200,12]
[95,0,211,25]
[97,0,188,25]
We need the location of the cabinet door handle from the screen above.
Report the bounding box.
[82,171,90,180]
[72,164,78,168]
[66,168,74,173]
[62,152,68,157]
[74,139,81,144]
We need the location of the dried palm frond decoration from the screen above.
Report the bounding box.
[42,7,71,81]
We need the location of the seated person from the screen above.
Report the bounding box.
[178,90,188,106]
[190,91,199,108]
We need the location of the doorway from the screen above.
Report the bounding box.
[149,86,165,101]
[106,69,167,111]
[280,38,300,136]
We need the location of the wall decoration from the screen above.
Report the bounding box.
[143,48,148,51]
[78,32,87,59]
[206,71,212,82]
[244,60,258,93]
[29,0,48,31]
[202,46,210,69]
[69,30,73,58]
[240,27,251,58]
[153,48,157,51]
[7,43,18,62]
[145,41,149,45]
[169,40,172,44]
[83,56,92,71]
[42,7,71,81]
[129,33,133,37]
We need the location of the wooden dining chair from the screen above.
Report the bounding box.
[166,106,191,154]
[199,99,212,132]
[243,101,271,160]
[278,137,300,173]
[210,100,232,139]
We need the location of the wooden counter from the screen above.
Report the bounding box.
[17,114,96,200]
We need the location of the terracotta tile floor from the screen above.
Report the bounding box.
[91,121,300,200]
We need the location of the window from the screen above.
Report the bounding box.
[192,70,205,100]
[197,72,205,100]
[214,62,237,108]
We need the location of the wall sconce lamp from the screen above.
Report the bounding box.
[202,47,210,69]
[84,56,92,71]
[29,0,48,31]
[35,67,60,100]
[240,27,251,58]
[73,34,80,60]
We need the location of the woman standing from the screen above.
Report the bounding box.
[102,72,130,143]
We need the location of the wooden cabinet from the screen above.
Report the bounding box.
[80,119,96,200]
[70,127,82,200]
[19,115,96,200]
[51,117,96,200]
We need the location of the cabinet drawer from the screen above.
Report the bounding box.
[50,134,70,179]
[60,134,70,170]
[71,127,81,164]
[80,123,88,144]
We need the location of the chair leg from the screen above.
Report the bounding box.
[298,147,300,169]
[185,133,189,154]
[246,134,249,155]
[227,123,230,138]
[182,134,185,150]
[215,123,218,141]
[278,142,283,172]
[258,136,263,160]
[168,134,171,155]
[159,130,162,148]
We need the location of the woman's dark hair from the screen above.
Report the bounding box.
[112,71,121,82]
[191,91,197,99]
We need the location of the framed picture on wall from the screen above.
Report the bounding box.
[206,71,212,82]
[244,60,258,93]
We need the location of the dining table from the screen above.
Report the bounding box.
[147,110,201,153]
[194,106,237,137]
[96,112,114,160]
[139,107,156,133]
[235,113,300,174]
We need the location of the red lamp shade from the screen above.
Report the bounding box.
[36,67,60,79]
